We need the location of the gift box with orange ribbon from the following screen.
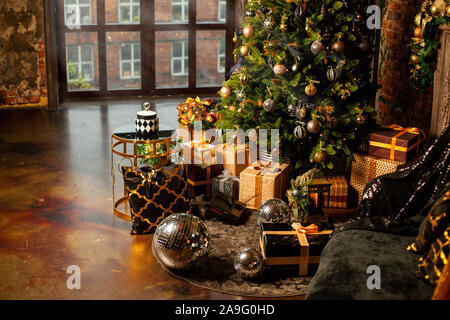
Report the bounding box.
[238,161,290,210]
[182,139,217,168]
[350,153,403,205]
[259,222,333,276]
[186,164,223,201]
[368,124,425,163]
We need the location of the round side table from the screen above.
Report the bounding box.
[111,124,174,221]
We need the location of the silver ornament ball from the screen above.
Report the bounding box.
[306,119,321,134]
[263,99,275,112]
[311,40,324,55]
[263,17,276,31]
[152,213,209,270]
[234,247,264,279]
[257,198,291,225]
[292,189,302,197]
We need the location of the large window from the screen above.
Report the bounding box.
[66,45,94,82]
[57,0,233,99]
[119,0,140,24]
[172,0,189,23]
[64,0,93,26]
[171,41,188,76]
[120,43,141,79]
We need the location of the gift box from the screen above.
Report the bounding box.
[186,164,223,200]
[350,153,403,204]
[122,163,191,235]
[260,222,333,276]
[182,140,217,168]
[212,169,239,205]
[206,191,247,224]
[215,142,250,177]
[323,176,349,208]
[369,124,425,163]
[238,162,290,210]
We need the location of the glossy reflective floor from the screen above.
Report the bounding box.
[0,98,305,300]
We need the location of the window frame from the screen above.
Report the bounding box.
[57,0,234,100]
[119,42,141,80]
[64,0,93,26]
[171,40,188,77]
[218,0,226,22]
[217,38,225,73]
[66,44,94,82]
[171,0,189,23]
[118,0,140,24]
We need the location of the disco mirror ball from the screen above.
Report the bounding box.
[257,198,291,225]
[152,213,210,270]
[234,247,265,279]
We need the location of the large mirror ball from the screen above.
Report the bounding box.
[152,213,209,270]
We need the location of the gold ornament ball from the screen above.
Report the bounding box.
[305,84,317,96]
[410,54,419,64]
[355,114,366,125]
[220,86,232,98]
[414,27,423,38]
[313,151,326,164]
[446,6,450,16]
[240,45,249,56]
[430,5,440,16]
[273,63,287,75]
[331,40,345,54]
[243,25,254,38]
[239,73,250,85]
[232,35,238,43]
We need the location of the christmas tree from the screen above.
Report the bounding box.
[216,0,377,171]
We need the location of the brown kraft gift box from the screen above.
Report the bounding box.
[350,153,403,205]
[369,124,425,163]
[185,164,223,200]
[215,142,250,177]
[238,162,290,210]
[323,176,349,208]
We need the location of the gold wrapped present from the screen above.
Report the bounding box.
[350,153,403,204]
[238,162,290,210]
[215,142,250,177]
[182,140,217,168]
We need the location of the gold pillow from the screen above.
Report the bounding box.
[416,226,449,285]
[407,190,449,254]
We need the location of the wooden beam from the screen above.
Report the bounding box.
[43,0,60,110]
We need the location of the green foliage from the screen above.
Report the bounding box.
[217,0,377,170]
[408,3,450,93]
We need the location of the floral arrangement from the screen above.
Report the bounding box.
[408,0,450,93]
[177,97,220,130]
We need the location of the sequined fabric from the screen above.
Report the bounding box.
[336,124,450,235]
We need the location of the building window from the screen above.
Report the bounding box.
[120,43,141,79]
[119,0,140,24]
[64,0,92,26]
[171,40,188,76]
[66,45,94,82]
[172,0,188,22]
[218,0,226,22]
[218,38,225,73]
